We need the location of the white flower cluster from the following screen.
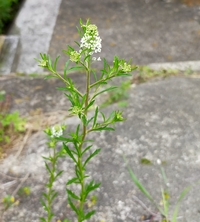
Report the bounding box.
[51,125,63,138]
[80,24,102,60]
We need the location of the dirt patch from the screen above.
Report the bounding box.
[180,0,200,5]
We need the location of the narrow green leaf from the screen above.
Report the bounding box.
[92,106,98,128]
[42,192,48,200]
[86,99,95,111]
[66,177,79,185]
[116,73,132,77]
[75,166,81,179]
[45,183,51,188]
[83,149,101,167]
[76,26,82,36]
[42,156,50,161]
[127,166,154,203]
[63,143,77,164]
[92,70,98,82]
[100,111,106,121]
[100,69,107,79]
[65,94,75,105]
[48,56,52,69]
[83,139,94,143]
[84,55,90,62]
[172,185,191,222]
[103,58,107,71]
[67,45,74,51]
[74,41,80,47]
[81,94,87,107]
[55,170,64,180]
[161,167,168,186]
[62,49,68,55]
[76,124,80,137]
[92,86,118,99]
[64,60,70,79]
[99,81,108,85]
[81,115,87,126]
[56,137,73,142]
[161,188,169,218]
[51,191,58,202]
[68,196,79,215]
[68,66,83,72]
[49,189,56,196]
[53,55,60,71]
[177,185,191,203]
[45,162,51,175]
[71,149,78,156]
[84,210,96,220]
[86,116,94,126]
[39,217,46,222]
[67,189,80,200]
[85,181,101,197]
[92,127,115,131]
[82,145,93,155]
[40,198,47,210]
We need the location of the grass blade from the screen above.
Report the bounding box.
[172,185,191,222]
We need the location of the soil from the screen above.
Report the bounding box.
[180,0,200,6]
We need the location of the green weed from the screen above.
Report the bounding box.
[124,156,191,222]
[0,90,26,158]
[132,66,178,84]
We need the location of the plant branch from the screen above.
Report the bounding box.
[52,70,83,98]
[77,60,91,222]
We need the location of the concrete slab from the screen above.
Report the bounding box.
[0,36,19,74]
[49,0,200,71]
[0,76,200,221]
[8,0,62,74]
[0,0,200,74]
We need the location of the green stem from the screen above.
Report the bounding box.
[89,73,116,89]
[77,60,90,222]
[52,70,83,98]
[47,147,57,222]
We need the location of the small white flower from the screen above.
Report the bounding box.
[51,125,63,138]
[92,57,97,61]
[80,24,102,56]
[97,57,101,61]
[157,159,161,165]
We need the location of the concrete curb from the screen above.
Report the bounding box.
[0,35,19,74]
[148,60,200,71]
[13,0,62,74]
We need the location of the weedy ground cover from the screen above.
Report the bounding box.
[0,90,26,158]
[124,156,191,222]
[132,65,198,84]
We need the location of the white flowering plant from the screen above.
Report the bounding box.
[36,19,136,222]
